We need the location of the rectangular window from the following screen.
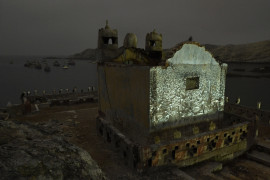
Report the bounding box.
[186,77,199,90]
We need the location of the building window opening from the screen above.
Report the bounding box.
[99,127,103,135]
[172,150,176,159]
[133,160,137,168]
[108,38,113,44]
[208,140,216,151]
[123,151,127,158]
[186,77,199,90]
[106,132,111,142]
[102,37,109,44]
[103,37,116,45]
[163,149,167,154]
[225,136,233,145]
[240,131,247,140]
[150,40,156,47]
[112,37,117,44]
[148,159,152,167]
[115,140,120,148]
[191,145,197,154]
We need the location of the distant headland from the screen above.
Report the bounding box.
[70,40,270,63]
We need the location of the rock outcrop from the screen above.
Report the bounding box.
[0,119,107,180]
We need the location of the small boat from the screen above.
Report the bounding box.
[24,61,32,67]
[35,62,42,69]
[62,65,69,69]
[68,59,75,66]
[53,60,60,67]
[44,64,51,72]
[42,59,47,63]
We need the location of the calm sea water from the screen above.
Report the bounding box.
[0,56,270,110]
[226,63,270,110]
[0,56,97,107]
[226,77,270,110]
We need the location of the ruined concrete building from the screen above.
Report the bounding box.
[96,21,257,170]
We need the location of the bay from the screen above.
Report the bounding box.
[0,56,97,107]
[0,56,270,111]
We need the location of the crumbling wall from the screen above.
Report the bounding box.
[149,44,227,130]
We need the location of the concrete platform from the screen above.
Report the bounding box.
[257,140,270,153]
[247,150,270,166]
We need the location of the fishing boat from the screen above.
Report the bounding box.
[53,60,60,67]
[42,59,47,63]
[62,65,69,69]
[35,61,42,69]
[44,64,51,72]
[24,61,32,67]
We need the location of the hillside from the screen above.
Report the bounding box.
[71,48,97,60]
[204,40,270,63]
[72,40,270,63]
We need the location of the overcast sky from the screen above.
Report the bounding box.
[0,0,270,56]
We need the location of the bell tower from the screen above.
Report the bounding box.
[98,20,118,49]
[145,29,162,59]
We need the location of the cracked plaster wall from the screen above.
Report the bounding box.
[149,44,227,129]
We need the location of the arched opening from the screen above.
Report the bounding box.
[108,38,113,45]
[150,40,156,47]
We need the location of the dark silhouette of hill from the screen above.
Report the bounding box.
[72,40,270,63]
[71,48,97,60]
[204,40,270,63]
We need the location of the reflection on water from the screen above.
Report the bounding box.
[0,56,270,111]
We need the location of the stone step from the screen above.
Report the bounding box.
[220,171,241,180]
[203,173,224,180]
[257,140,270,154]
[171,168,195,180]
[247,150,270,166]
[198,162,223,174]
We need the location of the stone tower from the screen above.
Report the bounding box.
[145,29,162,59]
[98,20,118,49]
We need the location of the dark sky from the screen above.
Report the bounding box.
[0,0,270,56]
